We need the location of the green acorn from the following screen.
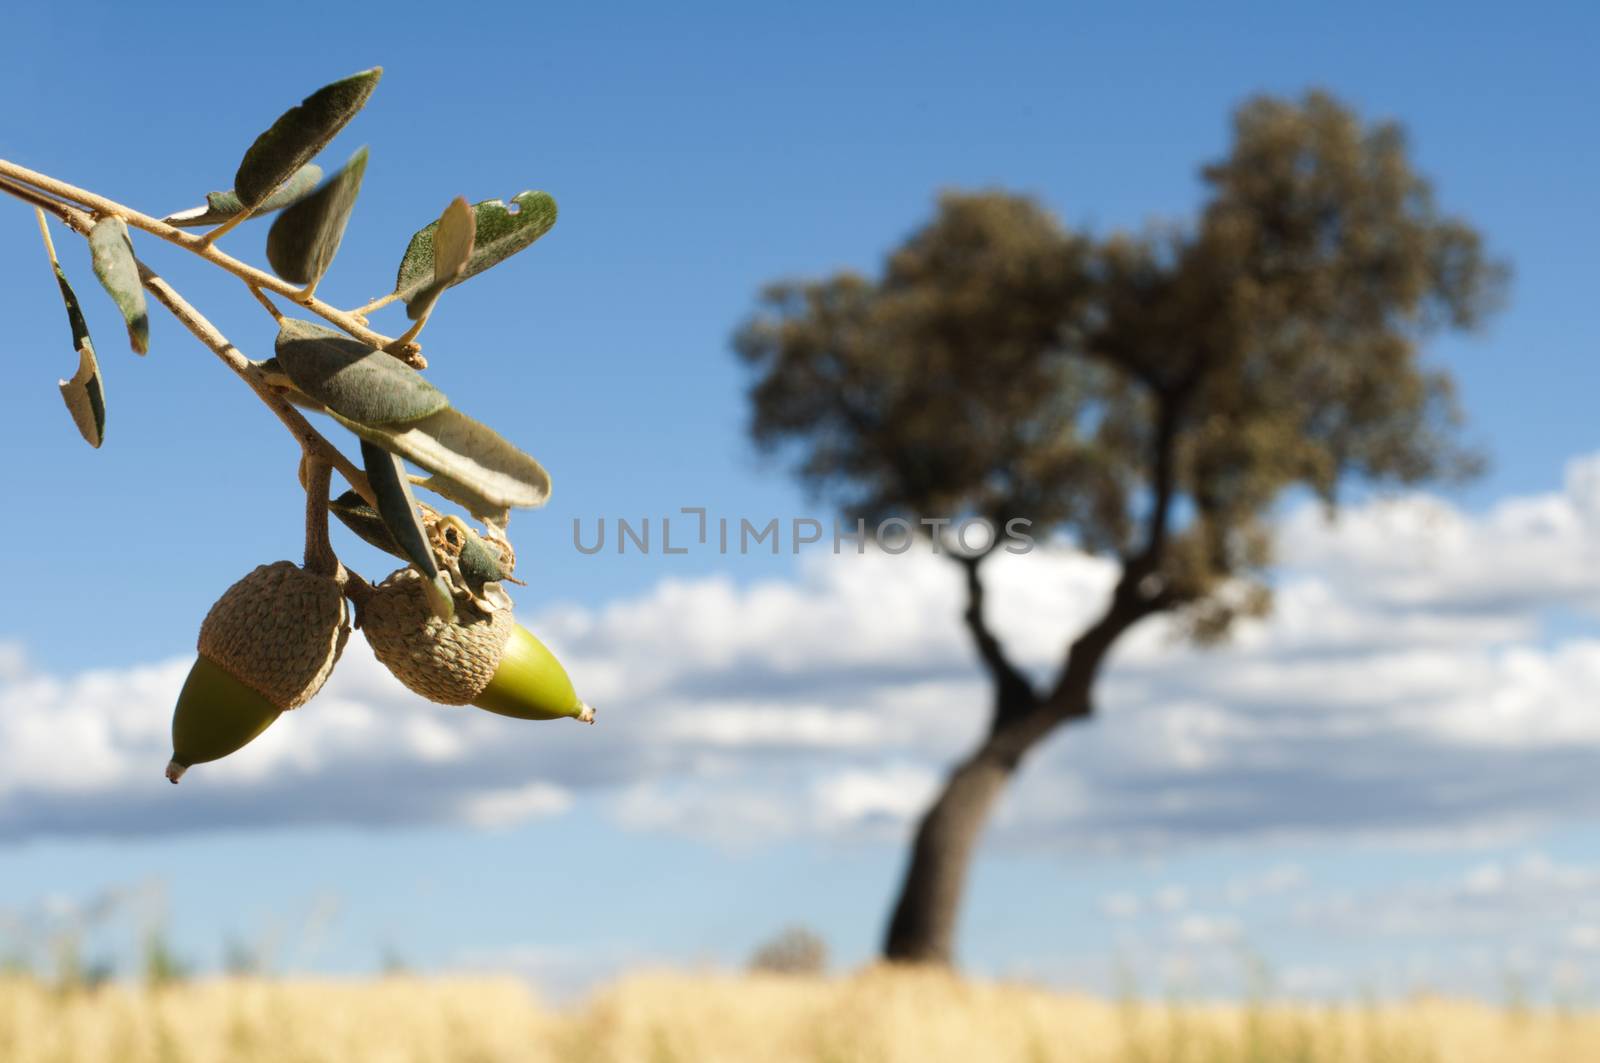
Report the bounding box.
[167,561,350,782]
[359,567,594,723]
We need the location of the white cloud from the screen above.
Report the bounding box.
[611,780,801,846]
[1023,846,1600,1001]
[457,782,573,829]
[1099,892,1141,919]
[658,705,886,749]
[1154,886,1190,914]
[1172,913,1240,947]
[5,454,1600,850]
[1292,852,1600,939]
[812,764,940,830]
[1274,455,1600,618]
[1226,864,1308,906]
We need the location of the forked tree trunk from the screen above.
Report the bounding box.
[882,396,1179,965]
[882,582,1139,965]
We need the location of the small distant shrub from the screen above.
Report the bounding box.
[380,946,412,976]
[222,936,266,977]
[749,926,828,976]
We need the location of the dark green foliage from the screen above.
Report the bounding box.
[266,148,368,287]
[329,490,409,560]
[163,164,323,228]
[274,317,448,426]
[740,194,1097,533]
[393,191,557,312]
[361,439,441,582]
[50,263,106,448]
[87,217,148,354]
[234,68,380,209]
[737,90,1506,642]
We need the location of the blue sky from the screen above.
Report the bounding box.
[2,1,1599,999]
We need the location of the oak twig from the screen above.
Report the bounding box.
[247,284,285,323]
[350,290,401,321]
[140,264,377,508]
[0,158,425,368]
[14,184,377,510]
[302,458,341,578]
[198,204,256,247]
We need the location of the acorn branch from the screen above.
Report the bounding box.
[0,157,425,367]
[13,181,377,509]
[140,265,378,509]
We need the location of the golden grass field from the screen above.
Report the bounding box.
[5,967,1600,1063]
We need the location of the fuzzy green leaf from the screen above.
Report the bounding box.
[266,148,368,288]
[404,197,476,322]
[362,442,456,620]
[50,265,106,448]
[332,408,551,513]
[274,318,448,426]
[162,164,323,228]
[329,490,408,560]
[394,191,557,312]
[87,217,148,355]
[234,69,380,210]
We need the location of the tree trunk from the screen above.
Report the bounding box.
[882,743,1020,964]
[882,571,1148,965]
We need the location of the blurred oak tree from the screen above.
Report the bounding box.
[735,92,1506,965]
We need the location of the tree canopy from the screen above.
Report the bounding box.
[737,90,1506,642]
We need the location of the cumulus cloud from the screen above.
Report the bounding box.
[1225,864,1308,906]
[1068,851,1600,1000]
[1293,852,1600,940]
[1099,892,1142,920]
[5,455,1600,849]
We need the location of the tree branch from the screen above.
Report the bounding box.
[15,182,376,509]
[0,174,70,222]
[0,158,424,367]
[1036,392,1189,717]
[140,265,377,509]
[955,551,1037,715]
[1124,390,1183,581]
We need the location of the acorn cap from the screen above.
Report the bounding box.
[198,561,350,711]
[360,567,512,705]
